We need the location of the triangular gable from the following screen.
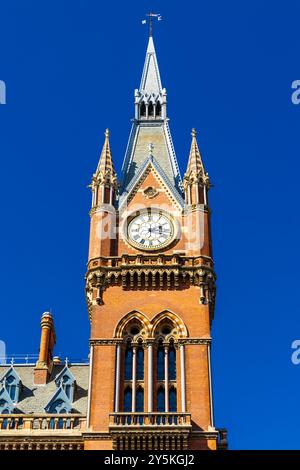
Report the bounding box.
[119,155,184,212]
[0,366,22,403]
[54,365,76,388]
[0,366,22,386]
[121,122,182,194]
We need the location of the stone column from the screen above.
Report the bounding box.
[132,346,137,412]
[164,346,169,412]
[147,343,153,412]
[114,343,121,412]
[180,344,186,412]
[207,342,214,427]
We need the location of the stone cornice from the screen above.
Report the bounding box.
[90,338,211,346]
[89,204,116,217]
[85,254,216,322]
[190,431,219,439]
[82,432,112,440]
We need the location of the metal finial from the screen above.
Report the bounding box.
[144,12,162,37]
[191,128,197,138]
[105,128,110,138]
[149,12,153,37]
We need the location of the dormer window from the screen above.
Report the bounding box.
[0,366,22,407]
[45,363,76,414]
[54,365,76,402]
[6,376,16,401]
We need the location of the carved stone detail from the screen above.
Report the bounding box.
[85,254,216,321]
[143,186,159,199]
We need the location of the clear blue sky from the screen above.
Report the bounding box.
[0,0,300,450]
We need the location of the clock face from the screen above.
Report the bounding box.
[127,211,175,250]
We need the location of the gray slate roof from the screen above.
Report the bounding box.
[0,364,89,415]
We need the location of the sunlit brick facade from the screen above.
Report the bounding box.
[0,30,227,451]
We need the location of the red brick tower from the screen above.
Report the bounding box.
[83,31,226,451]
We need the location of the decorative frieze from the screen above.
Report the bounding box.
[85,254,216,320]
[89,337,211,346]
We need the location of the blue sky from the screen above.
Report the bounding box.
[0,0,300,449]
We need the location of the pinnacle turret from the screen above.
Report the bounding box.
[91,129,118,207]
[184,129,210,205]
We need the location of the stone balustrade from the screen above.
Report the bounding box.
[109,412,192,428]
[0,414,86,431]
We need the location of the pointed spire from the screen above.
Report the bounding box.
[184,129,209,184]
[91,129,118,208]
[96,129,116,180]
[139,36,162,94]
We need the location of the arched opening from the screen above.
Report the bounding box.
[137,344,144,380]
[157,386,165,412]
[156,101,162,117]
[124,387,132,412]
[124,343,133,380]
[9,385,16,401]
[64,384,71,399]
[148,102,154,117]
[140,102,146,117]
[169,386,177,412]
[157,341,164,381]
[136,387,144,412]
[168,344,176,381]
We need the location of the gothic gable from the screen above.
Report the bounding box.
[119,156,184,213]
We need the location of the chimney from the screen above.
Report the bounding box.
[34,312,56,385]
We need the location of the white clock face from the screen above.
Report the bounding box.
[127,211,174,250]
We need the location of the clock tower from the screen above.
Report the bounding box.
[83,31,227,451]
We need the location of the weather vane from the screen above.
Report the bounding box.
[142,12,162,37]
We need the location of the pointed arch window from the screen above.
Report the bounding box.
[140,102,146,117]
[124,345,133,380]
[156,101,162,117]
[157,386,165,412]
[137,345,144,380]
[124,386,132,412]
[157,343,165,381]
[168,345,176,381]
[136,387,144,412]
[148,102,154,117]
[169,387,177,412]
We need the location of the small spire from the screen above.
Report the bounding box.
[95,129,117,184]
[184,128,208,184]
[139,35,162,94]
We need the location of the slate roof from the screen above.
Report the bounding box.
[0,364,89,415]
[121,121,182,194]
